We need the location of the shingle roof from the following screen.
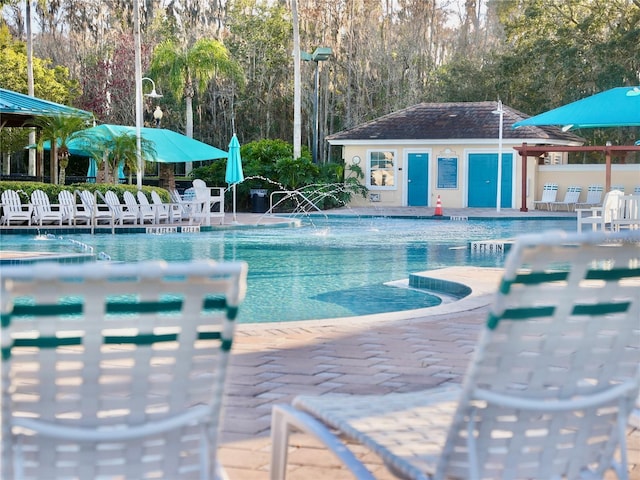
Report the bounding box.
[326,101,583,143]
[0,88,94,127]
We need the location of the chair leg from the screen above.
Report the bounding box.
[270,404,376,480]
[270,406,292,480]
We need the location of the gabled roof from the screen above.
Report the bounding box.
[326,101,583,143]
[0,88,94,127]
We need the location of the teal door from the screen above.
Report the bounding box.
[468,153,513,208]
[407,153,429,206]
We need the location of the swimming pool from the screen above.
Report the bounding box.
[2,217,574,323]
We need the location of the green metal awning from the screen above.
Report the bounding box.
[0,88,94,128]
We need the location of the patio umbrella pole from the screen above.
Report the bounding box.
[232,183,238,224]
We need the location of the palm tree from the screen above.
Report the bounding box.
[150,38,243,139]
[81,131,156,184]
[30,115,89,185]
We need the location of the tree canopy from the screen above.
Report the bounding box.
[2,0,639,156]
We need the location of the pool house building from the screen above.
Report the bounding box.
[327,102,640,210]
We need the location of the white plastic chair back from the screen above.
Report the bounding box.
[1,189,32,225]
[104,190,137,224]
[436,231,640,479]
[139,190,169,223]
[579,184,603,206]
[273,232,640,480]
[2,260,248,479]
[30,189,65,226]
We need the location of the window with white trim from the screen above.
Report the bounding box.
[368,150,396,189]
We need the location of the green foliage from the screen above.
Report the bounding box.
[0,24,81,103]
[190,138,367,211]
[0,181,171,204]
[28,115,91,185]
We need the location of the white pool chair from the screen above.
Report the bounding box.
[1,189,33,225]
[138,190,169,224]
[170,188,200,223]
[152,190,182,223]
[270,231,640,480]
[122,190,155,224]
[79,189,114,226]
[550,185,582,211]
[30,189,67,226]
[612,194,640,231]
[576,189,624,233]
[532,183,558,210]
[58,190,91,225]
[193,179,225,226]
[1,259,248,480]
[575,184,603,208]
[103,190,138,225]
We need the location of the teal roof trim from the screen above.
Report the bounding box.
[0,88,94,127]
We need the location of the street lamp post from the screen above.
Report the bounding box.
[302,47,332,164]
[492,100,504,213]
[134,76,163,187]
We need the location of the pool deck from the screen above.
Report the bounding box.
[2,207,638,478]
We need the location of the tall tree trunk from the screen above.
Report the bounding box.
[185,83,194,174]
[292,0,302,159]
[26,0,37,177]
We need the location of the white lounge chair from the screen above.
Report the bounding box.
[193,179,225,226]
[575,184,603,208]
[550,185,582,211]
[137,190,169,224]
[532,183,558,210]
[270,231,640,480]
[103,190,138,225]
[1,259,248,480]
[30,189,67,226]
[576,189,624,233]
[170,188,200,223]
[152,190,181,223]
[79,190,114,226]
[612,194,640,231]
[123,190,155,224]
[1,189,33,225]
[59,190,91,225]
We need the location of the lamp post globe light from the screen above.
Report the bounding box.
[302,47,332,164]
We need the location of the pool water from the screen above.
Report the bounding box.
[3,217,574,323]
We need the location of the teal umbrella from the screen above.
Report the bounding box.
[87,158,97,183]
[225,134,244,223]
[41,124,228,163]
[513,86,640,130]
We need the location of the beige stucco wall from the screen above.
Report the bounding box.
[535,164,640,202]
[340,143,639,210]
[341,142,533,209]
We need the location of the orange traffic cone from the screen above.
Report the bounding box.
[434,195,443,216]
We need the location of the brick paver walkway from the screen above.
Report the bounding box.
[217,267,640,479]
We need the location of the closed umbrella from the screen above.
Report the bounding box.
[87,158,97,183]
[225,134,244,224]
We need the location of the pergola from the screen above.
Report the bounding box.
[514,143,640,211]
